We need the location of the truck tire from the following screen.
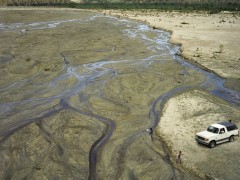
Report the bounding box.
[229,136,234,142]
[209,141,216,148]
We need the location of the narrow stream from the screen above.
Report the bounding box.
[0,11,239,179]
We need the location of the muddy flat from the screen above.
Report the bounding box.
[0,8,239,180]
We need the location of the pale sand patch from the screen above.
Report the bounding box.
[156,90,240,179]
[100,10,240,79]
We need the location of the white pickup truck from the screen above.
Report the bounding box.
[195,121,239,148]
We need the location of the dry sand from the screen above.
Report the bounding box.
[156,90,240,179]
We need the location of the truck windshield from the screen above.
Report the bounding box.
[207,126,219,134]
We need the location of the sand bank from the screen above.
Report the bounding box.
[156,90,240,179]
[100,10,240,80]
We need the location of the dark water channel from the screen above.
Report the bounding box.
[0,10,239,179]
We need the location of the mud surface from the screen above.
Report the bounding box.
[0,9,239,180]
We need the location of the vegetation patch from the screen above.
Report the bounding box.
[6,2,240,13]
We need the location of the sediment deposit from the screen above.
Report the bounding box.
[0,8,239,180]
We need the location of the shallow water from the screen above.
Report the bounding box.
[0,10,239,180]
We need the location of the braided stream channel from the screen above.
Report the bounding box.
[0,9,239,179]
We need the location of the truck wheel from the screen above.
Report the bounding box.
[209,141,216,148]
[229,136,234,142]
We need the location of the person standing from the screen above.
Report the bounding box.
[176,151,183,164]
[148,128,153,140]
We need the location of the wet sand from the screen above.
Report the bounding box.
[0,8,240,180]
[0,8,196,179]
